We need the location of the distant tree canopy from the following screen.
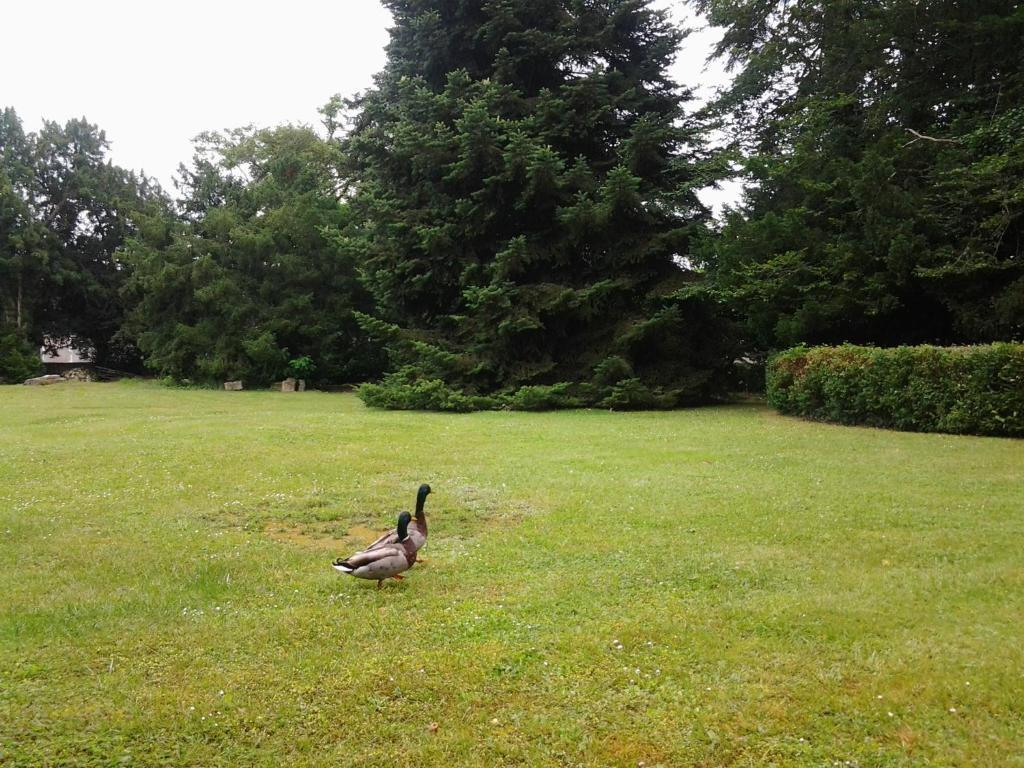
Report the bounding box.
[0,107,162,374]
[343,0,736,408]
[697,0,1024,350]
[120,125,384,386]
[3,1,1022,399]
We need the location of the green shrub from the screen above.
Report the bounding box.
[0,326,42,384]
[592,356,635,387]
[600,378,674,410]
[767,343,1024,437]
[358,371,502,412]
[359,372,693,413]
[507,383,581,411]
[358,353,716,413]
[287,356,316,379]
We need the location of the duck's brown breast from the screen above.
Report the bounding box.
[402,538,418,566]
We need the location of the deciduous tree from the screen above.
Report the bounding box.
[121,125,383,385]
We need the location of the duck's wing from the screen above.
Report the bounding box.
[334,544,400,569]
[364,510,415,550]
[350,549,410,580]
[333,544,409,579]
[364,529,399,551]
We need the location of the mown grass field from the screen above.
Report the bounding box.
[1,382,1022,767]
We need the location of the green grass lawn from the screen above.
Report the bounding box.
[2,382,1022,767]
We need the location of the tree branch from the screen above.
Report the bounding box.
[903,128,959,147]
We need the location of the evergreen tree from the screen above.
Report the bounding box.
[697,0,1024,349]
[121,125,383,385]
[345,0,733,409]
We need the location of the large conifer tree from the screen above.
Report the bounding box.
[345,0,732,409]
[698,0,1024,349]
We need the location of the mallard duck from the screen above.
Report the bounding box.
[332,512,418,588]
[364,483,431,558]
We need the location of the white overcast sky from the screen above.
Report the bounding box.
[2,0,740,210]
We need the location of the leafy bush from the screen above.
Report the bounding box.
[0,326,42,384]
[287,356,316,379]
[767,344,1024,437]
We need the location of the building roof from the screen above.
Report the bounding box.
[40,342,94,364]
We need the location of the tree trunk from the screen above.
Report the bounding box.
[16,272,23,329]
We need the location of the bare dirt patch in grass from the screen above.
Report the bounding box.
[263,520,386,552]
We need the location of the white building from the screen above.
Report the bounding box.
[40,340,94,372]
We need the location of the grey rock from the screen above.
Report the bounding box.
[24,375,65,386]
[62,367,96,382]
[224,380,244,391]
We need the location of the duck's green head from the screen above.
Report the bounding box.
[396,511,413,542]
[416,484,431,512]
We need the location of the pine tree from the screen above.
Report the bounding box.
[697,0,1024,349]
[345,0,733,409]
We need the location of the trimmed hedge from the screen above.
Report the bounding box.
[767,344,1024,437]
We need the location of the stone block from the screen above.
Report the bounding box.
[24,375,65,386]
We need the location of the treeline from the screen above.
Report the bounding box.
[2,0,1021,402]
[0,116,382,386]
[121,125,384,386]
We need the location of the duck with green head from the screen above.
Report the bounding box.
[332,512,418,588]
[364,483,431,559]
